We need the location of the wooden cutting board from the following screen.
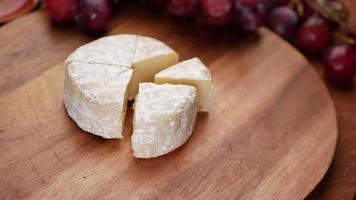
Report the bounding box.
[0,5,337,200]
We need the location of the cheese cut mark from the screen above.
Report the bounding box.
[64,61,132,139]
[128,36,179,100]
[132,83,198,158]
[155,57,213,112]
[64,34,179,139]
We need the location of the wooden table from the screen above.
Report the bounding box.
[0,1,354,199]
[306,0,356,199]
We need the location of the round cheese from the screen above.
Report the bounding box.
[64,34,178,139]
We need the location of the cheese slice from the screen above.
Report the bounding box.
[64,34,178,139]
[64,62,132,139]
[132,83,198,158]
[155,57,213,112]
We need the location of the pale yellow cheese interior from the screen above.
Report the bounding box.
[154,58,213,112]
[128,53,179,100]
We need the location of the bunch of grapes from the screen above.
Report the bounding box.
[44,0,113,33]
[266,0,356,87]
[44,0,356,87]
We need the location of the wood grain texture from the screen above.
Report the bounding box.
[0,5,337,200]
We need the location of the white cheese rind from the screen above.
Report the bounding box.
[65,34,136,67]
[64,61,132,139]
[155,57,211,80]
[132,83,198,158]
[155,57,213,112]
[133,36,177,63]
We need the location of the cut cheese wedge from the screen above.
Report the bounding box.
[64,34,178,139]
[155,57,213,112]
[64,62,132,139]
[132,83,198,158]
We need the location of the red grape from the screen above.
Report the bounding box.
[169,0,200,18]
[45,0,79,23]
[265,0,290,11]
[234,0,268,32]
[77,0,113,33]
[297,16,331,54]
[324,44,356,86]
[201,0,233,26]
[268,6,298,40]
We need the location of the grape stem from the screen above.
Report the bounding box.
[307,0,348,28]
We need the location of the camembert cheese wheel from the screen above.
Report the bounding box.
[64,34,178,139]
